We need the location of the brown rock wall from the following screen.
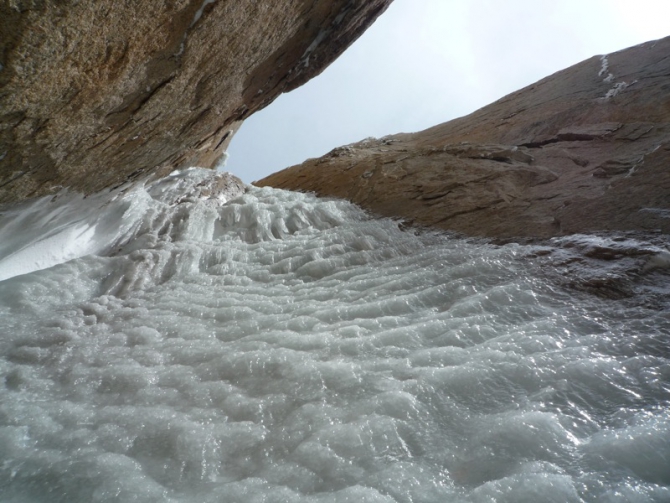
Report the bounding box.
[257,36,670,239]
[0,0,392,203]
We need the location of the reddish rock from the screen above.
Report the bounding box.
[257,36,670,239]
[0,0,392,204]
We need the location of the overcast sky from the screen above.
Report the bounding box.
[224,0,669,183]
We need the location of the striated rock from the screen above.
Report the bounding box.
[0,0,392,204]
[257,36,670,239]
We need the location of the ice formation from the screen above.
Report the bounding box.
[599,54,614,83]
[0,169,668,502]
[598,53,637,100]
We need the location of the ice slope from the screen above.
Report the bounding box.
[0,169,244,282]
[0,169,668,502]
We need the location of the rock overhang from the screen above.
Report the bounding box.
[0,0,393,204]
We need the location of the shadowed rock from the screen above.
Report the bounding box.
[0,0,392,203]
[257,36,670,239]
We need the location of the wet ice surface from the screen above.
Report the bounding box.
[0,169,669,502]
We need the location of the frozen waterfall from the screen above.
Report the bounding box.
[0,169,668,502]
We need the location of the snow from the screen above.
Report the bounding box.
[0,169,669,502]
[598,54,611,78]
[215,151,230,171]
[599,54,616,85]
[0,222,97,282]
[0,169,244,282]
[598,54,637,99]
[604,80,630,99]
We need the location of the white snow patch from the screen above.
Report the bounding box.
[0,168,245,282]
[215,151,229,171]
[604,81,630,99]
[598,54,638,99]
[598,55,615,83]
[598,55,610,77]
[0,223,97,281]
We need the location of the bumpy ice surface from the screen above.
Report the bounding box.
[0,169,668,502]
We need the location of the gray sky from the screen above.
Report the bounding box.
[224,0,669,183]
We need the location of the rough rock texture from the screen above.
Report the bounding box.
[0,0,392,204]
[257,36,670,239]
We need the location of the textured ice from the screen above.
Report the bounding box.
[0,169,669,502]
[191,0,217,26]
[0,169,244,282]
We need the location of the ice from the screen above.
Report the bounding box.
[0,169,244,282]
[604,81,631,99]
[597,54,638,100]
[0,169,669,502]
[302,29,329,68]
[599,54,614,82]
[191,0,217,27]
[0,221,96,281]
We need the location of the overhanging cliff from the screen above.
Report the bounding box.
[0,0,392,203]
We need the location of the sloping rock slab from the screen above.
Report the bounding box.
[257,36,670,239]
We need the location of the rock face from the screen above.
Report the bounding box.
[257,36,670,239]
[0,0,392,204]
